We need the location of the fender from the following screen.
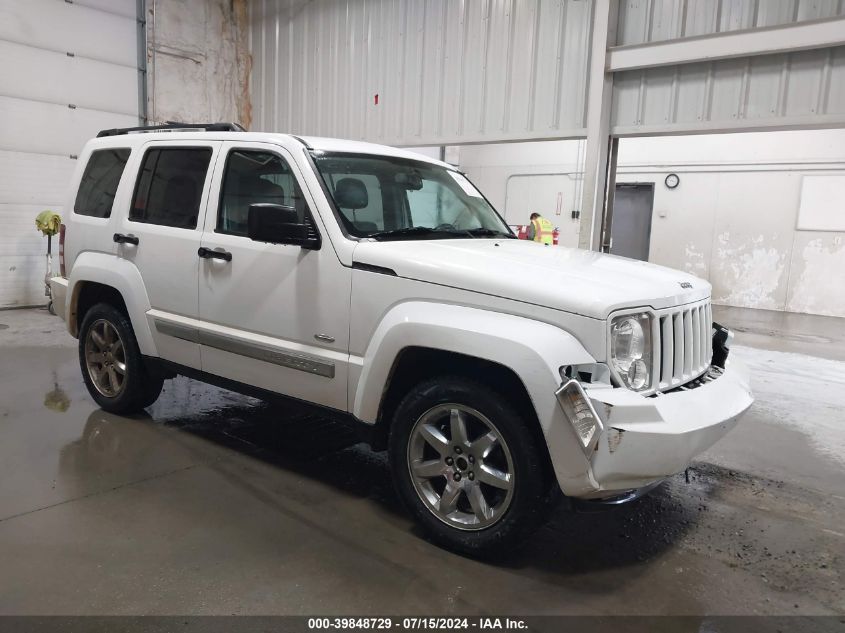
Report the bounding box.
[67,252,157,356]
[351,301,602,495]
[353,302,597,423]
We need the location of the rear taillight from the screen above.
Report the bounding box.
[59,223,66,277]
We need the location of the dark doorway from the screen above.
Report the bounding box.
[610,183,655,261]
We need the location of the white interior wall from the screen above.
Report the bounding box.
[0,0,139,308]
[457,129,845,317]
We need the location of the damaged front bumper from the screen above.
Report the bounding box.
[557,358,753,500]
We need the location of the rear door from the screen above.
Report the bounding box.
[115,140,221,368]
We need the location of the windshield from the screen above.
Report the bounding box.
[312,152,513,240]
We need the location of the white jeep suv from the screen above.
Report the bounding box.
[51,122,753,555]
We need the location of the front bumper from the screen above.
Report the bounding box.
[570,358,753,498]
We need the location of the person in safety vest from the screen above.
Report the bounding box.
[527,212,554,245]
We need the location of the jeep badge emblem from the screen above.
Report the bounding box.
[679,281,693,289]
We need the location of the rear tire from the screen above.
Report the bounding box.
[78,303,163,414]
[389,376,548,557]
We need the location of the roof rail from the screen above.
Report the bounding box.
[96,122,246,138]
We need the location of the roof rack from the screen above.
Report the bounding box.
[96,122,246,138]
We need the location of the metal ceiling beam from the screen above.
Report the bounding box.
[606,16,845,73]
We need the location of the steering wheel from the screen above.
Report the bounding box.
[434,223,456,231]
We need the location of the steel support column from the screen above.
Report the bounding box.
[578,0,618,251]
[136,0,148,125]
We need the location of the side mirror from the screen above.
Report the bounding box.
[247,203,319,249]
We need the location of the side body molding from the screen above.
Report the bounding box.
[66,252,157,356]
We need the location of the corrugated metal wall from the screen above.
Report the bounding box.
[250,0,593,145]
[612,46,845,134]
[612,0,845,135]
[617,0,845,46]
[251,0,845,143]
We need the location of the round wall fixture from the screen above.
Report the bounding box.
[665,173,680,189]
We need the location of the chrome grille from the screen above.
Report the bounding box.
[656,299,712,391]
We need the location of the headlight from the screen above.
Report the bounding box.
[610,313,653,391]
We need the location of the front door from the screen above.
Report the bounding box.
[610,183,655,261]
[197,142,351,411]
[116,140,221,368]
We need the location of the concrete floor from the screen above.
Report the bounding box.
[0,306,842,615]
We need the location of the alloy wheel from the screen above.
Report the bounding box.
[407,403,515,530]
[84,319,127,398]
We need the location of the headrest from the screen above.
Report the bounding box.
[244,176,284,199]
[334,178,368,209]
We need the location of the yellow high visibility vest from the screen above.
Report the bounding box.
[532,217,554,245]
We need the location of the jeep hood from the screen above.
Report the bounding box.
[352,239,710,320]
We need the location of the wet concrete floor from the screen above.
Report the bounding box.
[0,306,842,615]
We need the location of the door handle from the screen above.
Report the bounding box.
[197,246,232,262]
[113,233,139,245]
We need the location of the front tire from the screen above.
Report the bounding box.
[389,377,548,556]
[78,303,163,414]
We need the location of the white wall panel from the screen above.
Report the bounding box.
[0,0,138,307]
[797,175,845,231]
[786,231,845,316]
[0,150,77,307]
[250,0,593,145]
[0,41,138,116]
[0,203,65,308]
[0,96,136,157]
[0,0,136,67]
[73,0,136,20]
[0,150,77,206]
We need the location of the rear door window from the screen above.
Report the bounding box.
[74,149,131,218]
[130,148,213,229]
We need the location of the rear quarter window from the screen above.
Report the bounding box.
[74,148,131,218]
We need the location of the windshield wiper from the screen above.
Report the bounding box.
[464,228,516,238]
[367,226,468,241]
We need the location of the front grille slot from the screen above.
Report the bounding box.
[655,299,712,391]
